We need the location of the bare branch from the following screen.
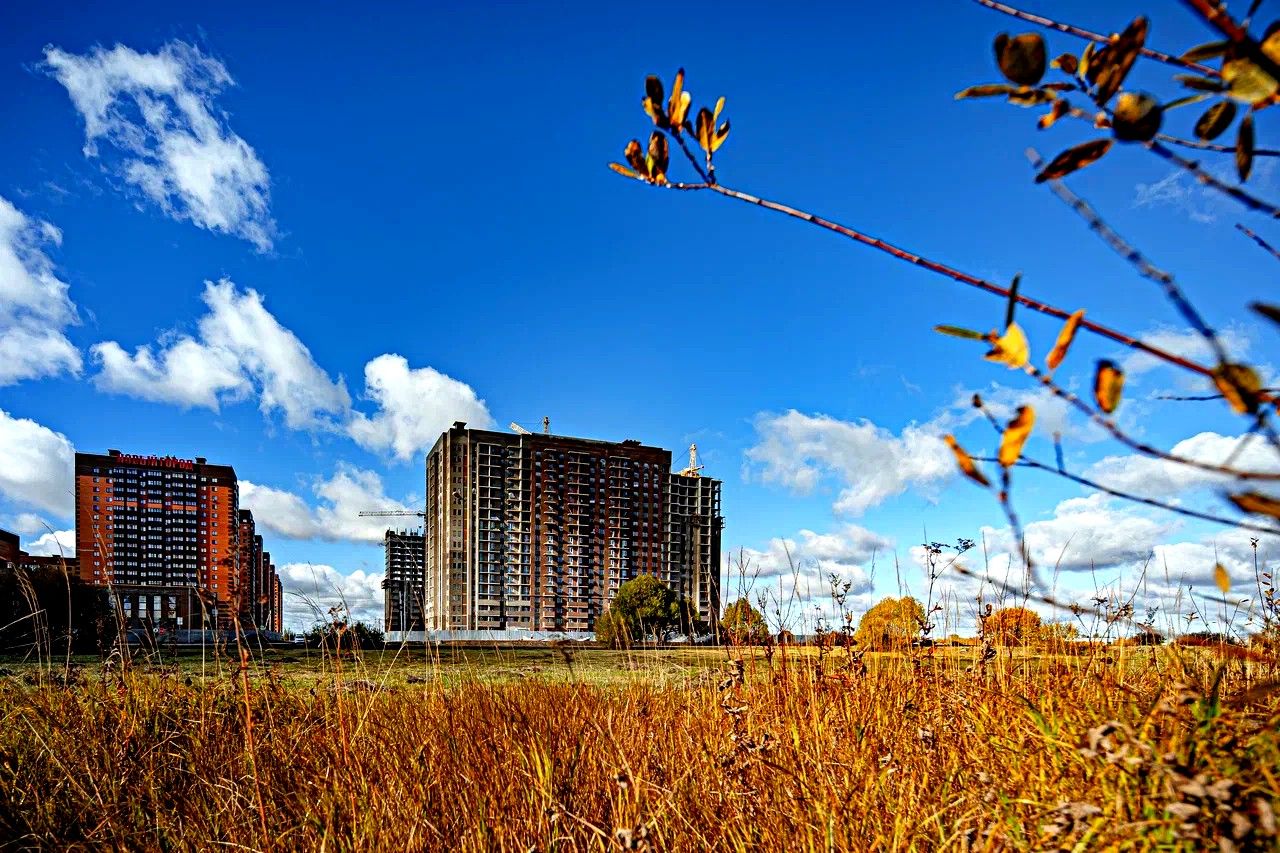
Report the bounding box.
[666,181,1225,380]
[1146,140,1280,219]
[1026,148,1231,368]
[973,0,1220,76]
[1180,0,1280,85]
[975,454,1280,536]
[1237,223,1280,261]
[1023,363,1280,481]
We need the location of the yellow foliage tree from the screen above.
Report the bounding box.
[854,597,924,650]
[984,607,1044,647]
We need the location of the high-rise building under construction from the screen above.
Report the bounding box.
[423,422,722,634]
[383,528,425,633]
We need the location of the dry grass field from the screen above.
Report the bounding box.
[0,643,1276,851]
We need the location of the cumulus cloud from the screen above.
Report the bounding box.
[1120,325,1258,379]
[5,512,51,537]
[93,279,350,429]
[22,528,75,558]
[983,493,1175,572]
[745,410,953,516]
[940,380,1101,444]
[0,409,75,517]
[1086,431,1280,497]
[238,481,323,540]
[278,563,383,629]
[731,524,893,631]
[347,354,494,461]
[91,336,249,409]
[92,280,491,456]
[44,41,276,250]
[197,281,350,428]
[241,463,415,544]
[0,195,81,385]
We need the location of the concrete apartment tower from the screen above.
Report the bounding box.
[422,422,723,635]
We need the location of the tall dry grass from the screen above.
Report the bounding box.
[0,646,1276,851]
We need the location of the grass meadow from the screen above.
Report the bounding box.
[0,643,1277,851]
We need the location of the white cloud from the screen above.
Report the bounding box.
[22,528,75,558]
[278,563,383,630]
[197,281,349,428]
[983,492,1175,572]
[731,524,893,631]
[940,380,1103,445]
[93,279,351,430]
[91,337,249,409]
[745,410,952,516]
[238,481,323,540]
[0,410,75,517]
[1085,431,1280,496]
[92,280,490,456]
[1134,159,1275,225]
[5,512,51,537]
[347,354,494,461]
[241,463,415,544]
[44,41,276,250]
[0,195,81,385]
[1120,325,1257,379]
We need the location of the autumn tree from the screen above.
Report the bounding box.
[854,597,924,650]
[720,598,769,646]
[984,607,1044,647]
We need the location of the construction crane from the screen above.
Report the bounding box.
[510,417,551,436]
[677,443,703,477]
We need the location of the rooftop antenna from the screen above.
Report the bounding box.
[542,416,550,435]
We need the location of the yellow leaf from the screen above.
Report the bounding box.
[624,139,646,177]
[1035,139,1113,182]
[1214,562,1230,595]
[984,322,1030,369]
[643,75,666,127]
[668,69,691,130]
[712,119,730,152]
[1213,363,1263,414]
[646,132,669,185]
[1037,98,1070,130]
[695,107,713,154]
[609,162,639,179]
[944,434,991,487]
[1046,310,1084,370]
[998,406,1036,468]
[1094,360,1125,414]
[1223,58,1278,104]
[1228,491,1280,519]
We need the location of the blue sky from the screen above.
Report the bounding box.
[1,0,1277,634]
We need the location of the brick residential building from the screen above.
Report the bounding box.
[423,423,723,634]
[74,449,282,631]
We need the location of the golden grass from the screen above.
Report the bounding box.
[0,646,1276,851]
